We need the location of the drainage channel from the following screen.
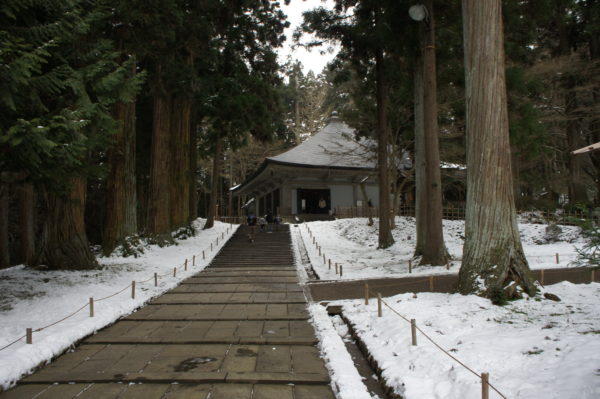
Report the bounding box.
[327,305,394,399]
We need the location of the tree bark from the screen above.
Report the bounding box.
[414,60,427,257]
[103,100,138,255]
[170,97,191,228]
[421,0,447,265]
[459,0,536,299]
[45,178,98,269]
[204,134,222,230]
[375,46,394,249]
[189,113,198,222]
[19,183,36,265]
[0,182,9,268]
[147,92,173,243]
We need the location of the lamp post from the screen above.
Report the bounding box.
[409,1,447,265]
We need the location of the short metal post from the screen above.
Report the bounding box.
[26,328,32,344]
[131,281,136,299]
[377,293,382,317]
[411,319,417,345]
[481,372,489,399]
[364,284,369,305]
[89,297,94,317]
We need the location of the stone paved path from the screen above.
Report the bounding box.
[2,225,335,398]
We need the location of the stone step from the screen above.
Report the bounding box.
[181,276,299,284]
[85,320,317,345]
[126,303,309,321]
[152,292,306,304]
[21,343,329,385]
[171,283,303,293]
[5,383,334,399]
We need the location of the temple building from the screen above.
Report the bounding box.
[232,113,382,219]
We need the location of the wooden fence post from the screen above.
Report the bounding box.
[429,276,434,291]
[89,298,94,317]
[328,259,331,268]
[203,250,205,260]
[184,259,188,271]
[26,328,32,344]
[340,265,343,277]
[131,281,135,299]
[555,253,559,264]
[154,272,158,287]
[335,263,339,274]
[173,267,177,277]
[411,319,417,346]
[409,259,412,273]
[481,372,489,399]
[323,254,326,264]
[193,255,196,266]
[540,269,545,285]
[377,293,382,317]
[364,284,369,305]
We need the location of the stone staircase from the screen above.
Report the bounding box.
[2,224,334,399]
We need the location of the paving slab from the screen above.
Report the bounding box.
[3,383,335,399]
[126,303,308,321]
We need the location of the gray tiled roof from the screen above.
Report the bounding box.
[267,115,376,169]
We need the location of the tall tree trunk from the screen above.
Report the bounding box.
[103,100,138,255]
[459,0,536,299]
[45,178,98,269]
[170,97,191,228]
[0,182,9,268]
[418,2,448,265]
[19,183,35,265]
[147,92,173,243]
[375,46,394,249]
[414,60,427,257]
[204,135,223,230]
[189,113,198,222]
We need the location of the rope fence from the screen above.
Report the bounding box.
[0,223,236,352]
[363,284,507,399]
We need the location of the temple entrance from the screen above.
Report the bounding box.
[297,189,331,214]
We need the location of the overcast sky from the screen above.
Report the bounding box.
[278,0,338,75]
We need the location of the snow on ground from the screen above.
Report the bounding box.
[291,217,600,399]
[298,217,586,280]
[0,219,236,390]
[328,283,600,399]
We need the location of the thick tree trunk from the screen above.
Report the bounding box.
[147,93,173,243]
[103,100,138,255]
[204,135,222,230]
[19,183,36,265]
[189,113,198,222]
[459,0,536,299]
[170,97,191,228]
[417,3,448,265]
[375,47,394,249]
[45,178,98,269]
[0,183,9,268]
[414,60,427,257]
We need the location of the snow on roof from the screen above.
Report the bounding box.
[267,114,376,169]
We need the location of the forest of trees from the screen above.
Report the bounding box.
[1,0,599,299]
